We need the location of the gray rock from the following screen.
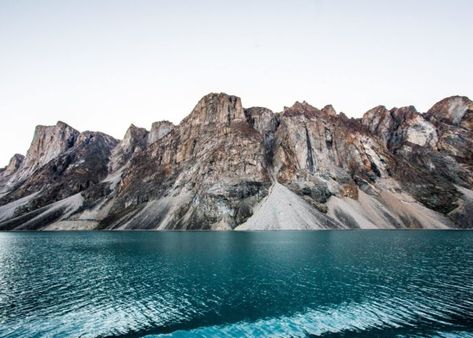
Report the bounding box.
[1,93,473,230]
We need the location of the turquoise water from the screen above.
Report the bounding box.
[0,231,473,337]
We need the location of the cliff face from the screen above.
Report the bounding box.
[1,93,473,230]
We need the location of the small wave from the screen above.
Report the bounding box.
[145,295,473,338]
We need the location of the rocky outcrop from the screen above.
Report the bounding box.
[362,105,438,152]
[0,125,118,229]
[0,93,472,230]
[0,154,25,194]
[23,121,80,172]
[426,96,473,129]
[148,121,174,144]
[109,124,149,172]
[0,122,80,195]
[182,93,246,128]
[105,93,270,230]
[2,154,24,176]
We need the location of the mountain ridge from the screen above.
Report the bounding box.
[1,93,472,230]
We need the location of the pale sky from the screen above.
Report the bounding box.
[0,0,472,166]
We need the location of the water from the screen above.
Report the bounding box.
[0,231,473,338]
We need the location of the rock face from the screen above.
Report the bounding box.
[148,121,174,144]
[426,96,473,128]
[24,121,80,172]
[1,93,473,230]
[3,154,24,176]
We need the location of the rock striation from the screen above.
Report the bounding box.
[1,93,473,230]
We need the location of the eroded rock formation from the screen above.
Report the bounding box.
[1,93,472,230]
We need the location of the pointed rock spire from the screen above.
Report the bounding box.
[283,101,321,118]
[321,104,337,116]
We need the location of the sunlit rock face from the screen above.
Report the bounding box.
[2,154,24,176]
[109,124,149,172]
[148,121,174,144]
[1,93,472,230]
[21,121,80,178]
[109,93,270,230]
[362,105,438,151]
[426,96,473,128]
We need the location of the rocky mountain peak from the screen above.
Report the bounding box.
[122,124,148,148]
[363,104,437,150]
[321,104,337,116]
[1,93,473,231]
[392,105,418,119]
[23,121,79,170]
[3,154,25,176]
[182,92,245,128]
[284,101,321,118]
[362,105,388,128]
[77,131,118,148]
[55,120,70,128]
[426,96,473,129]
[148,120,174,144]
[109,124,148,172]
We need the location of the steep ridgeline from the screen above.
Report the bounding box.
[1,93,473,230]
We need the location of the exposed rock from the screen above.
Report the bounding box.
[283,101,321,118]
[23,121,80,172]
[426,96,473,129]
[244,107,275,135]
[109,124,148,172]
[148,121,174,144]
[181,92,246,128]
[362,105,438,151]
[1,93,472,230]
[2,154,24,176]
[340,184,358,199]
[0,122,80,194]
[0,128,117,228]
[321,104,337,117]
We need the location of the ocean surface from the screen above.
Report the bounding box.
[0,231,473,337]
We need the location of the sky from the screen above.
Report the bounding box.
[0,0,472,166]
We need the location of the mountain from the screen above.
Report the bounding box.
[1,93,473,230]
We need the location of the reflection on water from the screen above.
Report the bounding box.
[0,231,472,337]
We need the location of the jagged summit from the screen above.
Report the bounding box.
[1,93,473,230]
[3,154,24,176]
[23,121,80,171]
[181,92,246,127]
[321,104,337,116]
[426,95,473,128]
[149,120,174,144]
[283,100,321,117]
[123,124,148,143]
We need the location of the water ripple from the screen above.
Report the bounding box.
[0,231,472,337]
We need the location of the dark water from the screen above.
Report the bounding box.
[1,231,473,337]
